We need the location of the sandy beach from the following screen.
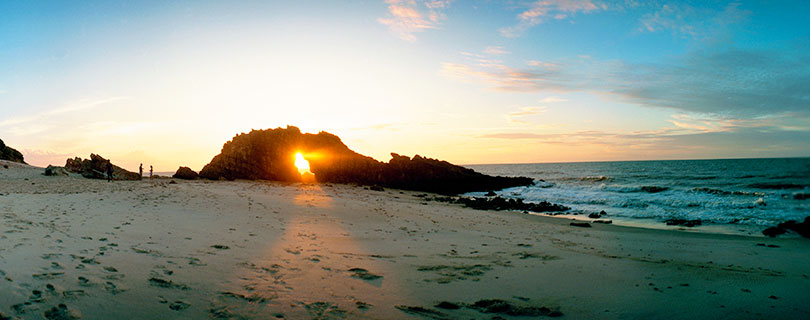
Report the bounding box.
[1,159,809,319]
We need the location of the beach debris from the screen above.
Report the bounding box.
[220,291,271,303]
[43,304,81,320]
[762,216,810,238]
[211,245,229,250]
[395,305,448,319]
[355,301,371,310]
[569,222,591,228]
[169,301,191,311]
[148,277,190,290]
[664,219,702,227]
[435,301,461,310]
[348,268,382,280]
[467,299,561,317]
[303,302,346,319]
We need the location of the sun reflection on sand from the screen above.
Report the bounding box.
[227,184,407,318]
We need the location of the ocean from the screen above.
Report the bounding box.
[466,158,810,234]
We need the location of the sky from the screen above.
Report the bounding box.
[1,0,809,171]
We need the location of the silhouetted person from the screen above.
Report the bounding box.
[139,163,143,179]
[106,161,113,182]
[149,165,153,180]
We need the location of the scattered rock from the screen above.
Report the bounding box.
[593,220,613,224]
[43,165,70,176]
[794,193,810,200]
[211,245,229,250]
[426,195,569,213]
[485,190,497,197]
[369,185,384,191]
[172,166,199,180]
[664,219,702,227]
[640,186,668,193]
[762,216,810,238]
[570,222,591,228]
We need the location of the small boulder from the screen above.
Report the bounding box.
[43,165,70,176]
[172,166,199,180]
[664,219,702,227]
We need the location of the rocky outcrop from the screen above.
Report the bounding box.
[762,217,810,238]
[199,126,534,194]
[64,154,140,180]
[172,166,199,180]
[0,139,25,164]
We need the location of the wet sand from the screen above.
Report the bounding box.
[1,159,809,319]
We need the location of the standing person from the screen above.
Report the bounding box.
[139,163,143,179]
[149,165,153,180]
[106,161,113,182]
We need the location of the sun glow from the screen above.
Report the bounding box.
[294,152,311,175]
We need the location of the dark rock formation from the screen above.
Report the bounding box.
[794,193,810,200]
[172,166,199,180]
[762,217,810,238]
[64,154,140,180]
[664,219,702,227]
[640,186,668,193]
[425,195,570,213]
[569,222,591,228]
[199,126,534,194]
[0,139,25,164]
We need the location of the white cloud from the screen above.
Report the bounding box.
[540,96,567,103]
[500,0,606,38]
[484,46,510,55]
[378,0,452,41]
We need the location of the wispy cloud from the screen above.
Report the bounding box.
[378,0,452,41]
[484,46,510,55]
[0,97,128,128]
[478,124,810,158]
[507,106,548,124]
[442,46,810,119]
[540,96,567,103]
[638,2,751,41]
[500,0,606,38]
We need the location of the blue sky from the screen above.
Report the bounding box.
[1,1,808,170]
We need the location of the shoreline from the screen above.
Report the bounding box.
[2,162,809,319]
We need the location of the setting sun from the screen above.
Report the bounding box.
[294,152,311,175]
